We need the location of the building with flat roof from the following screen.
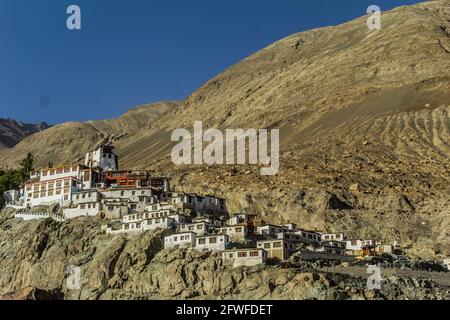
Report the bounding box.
[222,248,267,268]
[164,232,197,249]
[195,234,229,251]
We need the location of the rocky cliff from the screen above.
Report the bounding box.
[0,209,448,300]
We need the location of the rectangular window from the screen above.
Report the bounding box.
[199,239,206,245]
[209,237,217,244]
[238,252,247,257]
[273,242,282,248]
[250,251,259,257]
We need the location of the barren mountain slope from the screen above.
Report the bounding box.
[118,0,450,167]
[0,102,177,168]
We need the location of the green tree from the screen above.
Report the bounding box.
[19,152,34,180]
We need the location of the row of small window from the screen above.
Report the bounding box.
[323,235,343,240]
[118,190,149,197]
[181,224,206,231]
[258,241,283,249]
[220,227,243,234]
[198,237,224,245]
[122,218,168,230]
[26,181,74,191]
[29,190,70,198]
[229,251,260,258]
[171,234,191,242]
[39,166,78,176]
[79,203,98,209]
[75,193,95,200]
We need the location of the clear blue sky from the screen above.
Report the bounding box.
[0,0,423,124]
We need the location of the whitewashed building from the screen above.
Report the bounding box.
[178,221,213,235]
[217,225,247,241]
[320,233,346,242]
[102,188,156,204]
[256,224,284,238]
[345,239,376,251]
[164,232,196,249]
[3,190,21,205]
[107,216,176,235]
[256,239,294,261]
[222,248,267,268]
[64,202,101,219]
[158,192,227,214]
[192,217,226,227]
[24,175,82,207]
[227,213,249,226]
[195,234,229,251]
[84,145,118,171]
[63,189,102,219]
[320,240,347,256]
[293,229,322,244]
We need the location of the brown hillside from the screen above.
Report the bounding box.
[1,0,449,257]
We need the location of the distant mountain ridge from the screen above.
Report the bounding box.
[0,118,51,150]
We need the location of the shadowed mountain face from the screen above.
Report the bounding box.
[0,1,449,255]
[0,119,50,151]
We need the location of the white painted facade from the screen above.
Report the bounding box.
[192,217,226,227]
[84,145,118,171]
[320,233,346,241]
[15,211,65,222]
[195,234,229,251]
[102,188,155,204]
[227,213,249,226]
[71,190,101,205]
[257,224,284,237]
[3,190,20,204]
[63,202,101,220]
[164,232,196,249]
[107,216,176,235]
[222,248,267,268]
[321,240,347,255]
[345,239,376,251]
[178,222,213,235]
[217,225,247,241]
[158,192,226,214]
[24,176,81,207]
[293,229,322,244]
[283,223,297,232]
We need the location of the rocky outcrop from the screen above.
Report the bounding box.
[0,209,448,300]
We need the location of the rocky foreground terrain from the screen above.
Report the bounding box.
[0,208,448,300]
